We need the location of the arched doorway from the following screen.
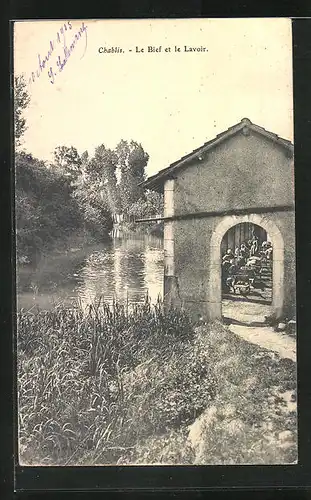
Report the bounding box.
[208,214,284,322]
[221,222,273,323]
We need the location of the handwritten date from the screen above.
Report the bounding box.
[29,21,88,85]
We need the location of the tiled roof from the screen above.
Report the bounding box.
[143,118,294,190]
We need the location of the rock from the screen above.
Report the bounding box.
[187,405,218,464]
[188,405,218,449]
[276,322,286,332]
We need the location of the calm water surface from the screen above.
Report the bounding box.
[17,232,164,311]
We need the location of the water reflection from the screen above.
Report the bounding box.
[17,233,164,311]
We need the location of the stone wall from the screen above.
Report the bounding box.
[173,132,294,215]
[163,131,296,321]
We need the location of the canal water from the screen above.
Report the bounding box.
[16,232,164,311]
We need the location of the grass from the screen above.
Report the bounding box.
[185,323,297,465]
[17,299,297,465]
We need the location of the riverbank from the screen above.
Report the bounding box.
[17,302,297,465]
[17,223,163,267]
[17,229,111,266]
[16,230,112,300]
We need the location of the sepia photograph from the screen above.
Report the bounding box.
[14,18,297,466]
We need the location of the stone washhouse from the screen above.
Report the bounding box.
[141,118,296,322]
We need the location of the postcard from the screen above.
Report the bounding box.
[13,18,297,466]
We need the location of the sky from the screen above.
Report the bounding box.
[14,18,293,176]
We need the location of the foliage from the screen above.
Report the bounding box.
[17,299,196,465]
[53,146,82,184]
[14,74,31,146]
[14,73,157,255]
[72,180,113,237]
[71,148,115,237]
[184,323,297,465]
[116,140,149,212]
[15,152,83,259]
[126,323,297,465]
[127,190,164,219]
[85,144,121,214]
[17,301,297,466]
[140,346,217,432]
[15,136,155,258]
[48,140,153,241]
[124,429,195,465]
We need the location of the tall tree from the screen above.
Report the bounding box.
[14,74,31,147]
[80,150,89,166]
[116,140,149,213]
[53,146,82,184]
[87,144,120,214]
[77,150,90,186]
[72,166,113,236]
[71,146,116,236]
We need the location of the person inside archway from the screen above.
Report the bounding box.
[250,236,259,256]
[266,242,273,260]
[222,257,232,293]
[222,248,234,262]
[239,243,249,260]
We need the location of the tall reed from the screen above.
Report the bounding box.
[17,297,206,465]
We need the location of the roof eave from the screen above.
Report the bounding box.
[142,120,294,189]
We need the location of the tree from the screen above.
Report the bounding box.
[87,144,121,214]
[53,146,82,184]
[71,146,115,236]
[15,151,83,260]
[144,190,164,217]
[81,151,90,172]
[81,150,89,163]
[75,150,90,186]
[116,140,149,213]
[72,174,113,237]
[128,190,164,219]
[14,75,31,147]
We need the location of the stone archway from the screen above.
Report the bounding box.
[207,214,284,321]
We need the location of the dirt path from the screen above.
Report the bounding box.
[222,298,273,324]
[222,298,296,361]
[228,324,296,361]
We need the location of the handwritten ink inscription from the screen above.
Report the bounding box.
[29,21,88,85]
